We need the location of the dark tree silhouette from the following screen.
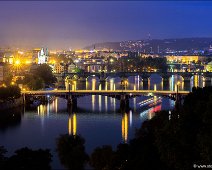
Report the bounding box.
[56,134,88,170]
[0,146,7,169]
[4,147,52,170]
[33,64,56,86]
[89,87,212,170]
[90,145,116,170]
[0,85,21,101]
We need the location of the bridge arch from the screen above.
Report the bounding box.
[86,75,100,81]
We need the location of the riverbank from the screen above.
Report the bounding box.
[0,97,24,111]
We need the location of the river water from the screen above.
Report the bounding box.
[0,74,210,169]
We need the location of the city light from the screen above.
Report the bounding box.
[15,60,20,65]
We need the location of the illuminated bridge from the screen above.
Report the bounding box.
[54,71,212,83]
[22,89,190,111]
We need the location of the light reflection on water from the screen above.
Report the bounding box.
[0,75,210,169]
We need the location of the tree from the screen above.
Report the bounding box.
[90,145,116,170]
[56,134,88,170]
[4,147,52,170]
[0,85,21,101]
[23,72,45,90]
[0,146,7,169]
[33,64,56,86]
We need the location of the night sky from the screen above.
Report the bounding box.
[0,1,212,49]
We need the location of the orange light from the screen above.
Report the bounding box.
[15,60,20,65]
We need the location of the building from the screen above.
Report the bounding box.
[166,55,207,64]
[53,63,65,74]
[0,64,3,82]
[38,48,49,64]
[2,52,14,64]
[206,61,212,72]
[68,63,76,73]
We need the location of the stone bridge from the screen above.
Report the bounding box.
[54,71,212,84]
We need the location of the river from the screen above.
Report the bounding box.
[0,74,210,169]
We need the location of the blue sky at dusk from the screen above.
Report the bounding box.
[0,1,212,49]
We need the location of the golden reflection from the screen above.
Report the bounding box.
[92,95,95,111]
[92,78,96,90]
[113,98,116,111]
[122,113,128,143]
[55,98,58,113]
[86,80,88,90]
[68,113,77,135]
[134,85,136,91]
[105,96,108,112]
[99,84,102,91]
[154,84,157,91]
[194,75,199,87]
[203,80,205,87]
[99,95,102,112]
[73,114,77,135]
[109,79,114,90]
[148,79,150,90]
[68,116,72,135]
[141,81,143,90]
[161,80,163,90]
[47,102,50,117]
[98,84,102,111]
[182,81,184,90]
[37,105,46,116]
[105,82,108,91]
[73,81,77,90]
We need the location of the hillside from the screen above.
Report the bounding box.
[84,38,212,52]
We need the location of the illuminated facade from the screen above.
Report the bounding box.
[206,61,212,72]
[0,65,3,82]
[53,63,64,73]
[38,48,48,64]
[166,55,206,64]
[3,53,14,64]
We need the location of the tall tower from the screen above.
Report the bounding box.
[148,33,151,40]
[38,47,48,64]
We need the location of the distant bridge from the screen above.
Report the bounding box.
[22,89,189,111]
[54,71,212,83]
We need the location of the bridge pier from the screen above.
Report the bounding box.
[183,76,191,84]
[99,77,106,83]
[78,77,86,82]
[203,77,211,85]
[67,97,77,112]
[120,94,130,112]
[99,71,107,83]
[175,94,183,113]
[142,76,150,82]
[142,80,149,90]
[162,75,170,82]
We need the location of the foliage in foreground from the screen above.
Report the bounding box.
[0,147,52,170]
[56,134,89,170]
[89,86,212,170]
[0,85,21,101]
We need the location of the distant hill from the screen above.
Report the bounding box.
[84,38,212,53]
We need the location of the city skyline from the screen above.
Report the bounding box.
[1,1,212,49]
